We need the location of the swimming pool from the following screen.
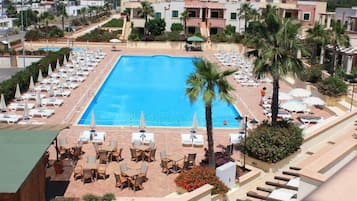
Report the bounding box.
[38,47,83,52]
[78,55,241,128]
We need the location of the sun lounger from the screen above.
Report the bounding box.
[22,93,46,100]
[29,109,55,118]
[181,134,193,146]
[41,98,64,107]
[41,78,60,85]
[132,132,155,144]
[53,89,71,97]
[268,188,297,201]
[299,115,323,124]
[8,102,35,111]
[240,80,259,87]
[192,134,204,146]
[66,76,85,82]
[35,85,57,92]
[0,113,22,124]
[61,82,79,89]
[79,130,106,144]
[229,133,245,144]
[264,109,293,120]
[18,120,44,125]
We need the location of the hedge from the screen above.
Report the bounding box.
[0,48,71,103]
[102,18,124,27]
[317,76,348,97]
[76,29,120,42]
[245,121,303,163]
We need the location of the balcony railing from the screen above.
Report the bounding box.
[207,18,225,28]
[186,18,201,27]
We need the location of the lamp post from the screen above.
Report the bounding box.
[350,83,356,112]
[21,0,25,68]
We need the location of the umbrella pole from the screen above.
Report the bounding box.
[55,137,59,161]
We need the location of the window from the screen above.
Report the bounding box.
[211,11,219,18]
[285,12,292,18]
[303,13,310,21]
[188,11,196,17]
[155,12,161,19]
[188,27,196,34]
[172,10,179,18]
[210,28,218,35]
[230,13,237,20]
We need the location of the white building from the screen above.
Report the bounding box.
[0,16,16,31]
[80,0,105,7]
[152,2,185,32]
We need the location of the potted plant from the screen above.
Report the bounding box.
[53,160,64,174]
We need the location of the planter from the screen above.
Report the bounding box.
[324,95,344,106]
[53,160,64,174]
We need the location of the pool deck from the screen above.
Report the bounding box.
[7,47,336,198]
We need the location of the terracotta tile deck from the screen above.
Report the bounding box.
[11,46,334,198]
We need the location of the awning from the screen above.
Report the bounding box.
[187,36,205,42]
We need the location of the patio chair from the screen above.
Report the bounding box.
[111,147,123,162]
[97,164,107,180]
[130,148,142,162]
[133,140,141,148]
[187,153,196,168]
[110,140,118,150]
[130,176,145,192]
[144,147,156,162]
[149,142,155,149]
[58,138,67,146]
[82,169,94,183]
[71,146,82,162]
[93,143,100,158]
[139,162,149,181]
[98,150,109,164]
[161,160,175,175]
[73,165,83,180]
[114,172,129,190]
[176,155,188,173]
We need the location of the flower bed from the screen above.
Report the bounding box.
[175,166,228,195]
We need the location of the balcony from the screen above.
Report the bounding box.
[207,18,225,28]
[186,18,201,27]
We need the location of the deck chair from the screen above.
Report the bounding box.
[114,172,129,190]
[82,169,94,183]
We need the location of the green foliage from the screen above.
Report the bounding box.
[102,18,124,27]
[171,23,183,32]
[146,18,166,36]
[245,121,303,163]
[76,29,120,42]
[128,28,144,41]
[301,66,322,83]
[175,166,229,195]
[82,193,116,201]
[0,48,70,102]
[6,3,17,18]
[327,0,357,11]
[25,26,64,40]
[318,76,348,97]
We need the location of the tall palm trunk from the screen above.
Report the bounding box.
[62,15,64,30]
[331,46,338,74]
[311,44,317,65]
[271,78,279,125]
[205,104,215,168]
[184,20,187,37]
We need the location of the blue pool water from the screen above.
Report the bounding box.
[78,55,241,128]
[38,47,83,52]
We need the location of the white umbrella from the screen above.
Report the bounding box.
[191,112,198,133]
[48,64,53,75]
[64,55,67,64]
[56,59,60,69]
[0,94,6,112]
[109,38,121,43]
[90,111,96,131]
[29,76,35,91]
[38,69,43,82]
[278,92,293,101]
[280,101,307,112]
[35,91,41,107]
[15,83,21,100]
[303,96,325,106]
[23,101,29,120]
[139,111,145,131]
[49,85,54,97]
[289,88,311,98]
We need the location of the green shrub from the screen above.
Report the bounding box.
[175,166,228,195]
[101,193,115,201]
[146,18,166,36]
[102,18,124,27]
[301,66,322,83]
[166,31,185,41]
[83,194,100,201]
[0,48,70,102]
[25,26,64,40]
[171,23,183,32]
[76,28,119,42]
[317,76,348,97]
[128,28,143,41]
[245,121,303,163]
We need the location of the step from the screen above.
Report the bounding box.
[338,100,356,111]
[327,106,346,116]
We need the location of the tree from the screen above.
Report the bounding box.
[328,20,350,74]
[137,1,154,36]
[238,3,256,32]
[6,3,17,18]
[306,23,329,65]
[56,2,68,30]
[123,8,131,21]
[244,12,306,125]
[171,23,183,32]
[80,7,87,21]
[146,18,166,35]
[180,11,189,37]
[186,59,236,168]
[39,11,54,27]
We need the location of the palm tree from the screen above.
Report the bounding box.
[80,7,87,21]
[244,13,306,125]
[238,3,255,32]
[123,8,131,21]
[56,2,67,30]
[39,11,54,27]
[186,59,236,168]
[137,1,154,35]
[88,6,95,20]
[328,20,350,74]
[306,23,329,65]
[180,10,189,37]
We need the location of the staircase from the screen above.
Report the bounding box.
[122,21,132,40]
[200,21,210,38]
